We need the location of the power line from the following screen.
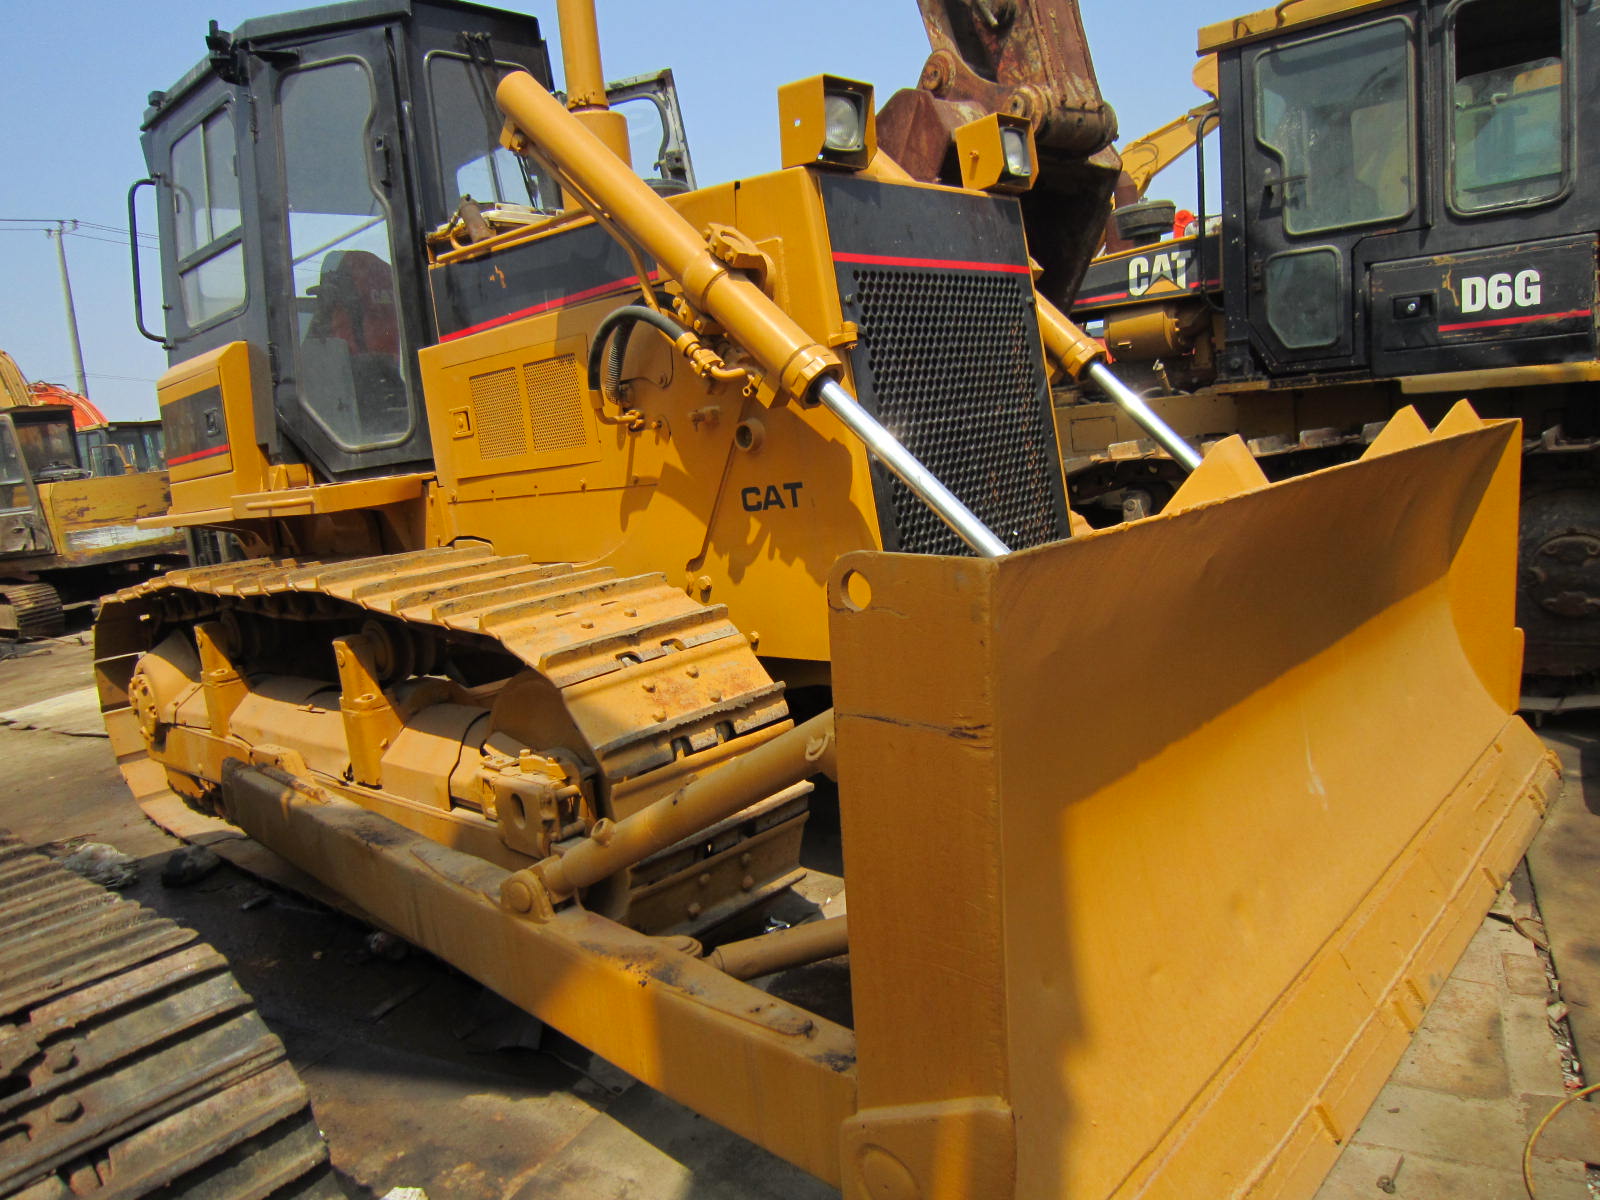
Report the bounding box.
[0,218,158,246]
[0,228,155,249]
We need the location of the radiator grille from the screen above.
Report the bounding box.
[525,355,588,452]
[850,268,1061,555]
[468,367,527,459]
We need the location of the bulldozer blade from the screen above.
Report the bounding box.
[828,410,1557,1199]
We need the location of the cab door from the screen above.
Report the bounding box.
[0,417,52,557]
[253,28,433,478]
[1238,13,1422,371]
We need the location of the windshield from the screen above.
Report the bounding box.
[14,416,80,477]
[1255,18,1414,235]
[428,52,556,212]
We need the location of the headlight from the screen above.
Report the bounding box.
[824,93,865,152]
[777,75,876,170]
[953,113,1038,194]
[1001,127,1033,177]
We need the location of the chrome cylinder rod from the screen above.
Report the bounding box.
[814,377,1010,558]
[1086,361,1202,472]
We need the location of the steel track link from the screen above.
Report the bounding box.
[0,832,339,1200]
[0,584,65,641]
[100,546,789,790]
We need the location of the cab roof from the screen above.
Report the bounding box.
[1199,0,1408,53]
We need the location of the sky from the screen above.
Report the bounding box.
[0,0,1239,420]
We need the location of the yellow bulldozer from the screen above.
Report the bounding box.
[60,0,1558,1195]
[0,351,184,637]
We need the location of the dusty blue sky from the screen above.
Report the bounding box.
[0,1,1236,419]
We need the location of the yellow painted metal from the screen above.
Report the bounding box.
[516,710,833,905]
[36,471,184,570]
[216,762,857,1185]
[417,166,883,665]
[828,409,1555,1199]
[777,75,878,172]
[157,341,268,512]
[953,113,1037,195]
[1399,360,1600,395]
[1199,0,1409,52]
[1117,97,1219,199]
[553,0,631,171]
[707,914,850,980]
[498,71,843,405]
[0,351,30,407]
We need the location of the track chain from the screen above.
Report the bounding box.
[0,832,340,1200]
[103,546,788,786]
[0,584,64,641]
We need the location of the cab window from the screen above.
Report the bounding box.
[1255,18,1415,235]
[278,58,414,452]
[169,107,246,326]
[0,423,30,512]
[427,52,556,213]
[1449,0,1566,213]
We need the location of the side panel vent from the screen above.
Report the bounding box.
[440,336,602,483]
[468,367,528,460]
[524,355,588,452]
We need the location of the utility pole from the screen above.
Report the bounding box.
[48,221,89,398]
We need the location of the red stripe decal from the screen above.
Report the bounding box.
[441,271,660,342]
[832,251,1032,275]
[1438,308,1591,333]
[1076,291,1130,305]
[168,443,231,466]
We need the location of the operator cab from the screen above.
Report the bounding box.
[136,0,691,483]
[1213,0,1594,379]
[0,406,88,557]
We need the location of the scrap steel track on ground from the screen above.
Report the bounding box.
[0,831,339,1200]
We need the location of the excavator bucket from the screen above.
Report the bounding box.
[828,404,1557,1199]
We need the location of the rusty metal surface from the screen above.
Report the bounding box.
[877,0,1122,306]
[896,0,1115,158]
[0,831,339,1200]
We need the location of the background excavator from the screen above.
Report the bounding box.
[1057,0,1600,705]
[0,350,183,637]
[0,0,1552,1196]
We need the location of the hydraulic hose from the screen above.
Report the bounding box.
[585,304,688,407]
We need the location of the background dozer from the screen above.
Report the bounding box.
[72,1,1557,1196]
[0,350,184,637]
[1055,0,1600,695]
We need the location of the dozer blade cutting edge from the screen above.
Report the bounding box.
[827,402,1557,1198]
